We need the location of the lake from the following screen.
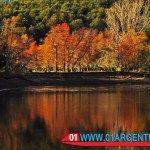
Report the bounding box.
[0,85,150,150]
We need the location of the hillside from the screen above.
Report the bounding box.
[0,0,116,41]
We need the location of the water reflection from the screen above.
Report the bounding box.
[0,85,150,150]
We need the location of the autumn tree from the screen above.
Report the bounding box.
[137,44,150,72]
[93,32,118,71]
[38,23,70,72]
[24,41,39,72]
[106,0,150,41]
[0,16,37,73]
[67,29,97,72]
[38,25,104,72]
[73,30,116,71]
[22,23,150,72]
[118,27,148,71]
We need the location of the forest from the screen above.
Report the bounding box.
[0,0,150,73]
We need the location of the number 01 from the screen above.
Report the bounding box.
[69,134,77,141]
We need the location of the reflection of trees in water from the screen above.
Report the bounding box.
[19,117,55,150]
[0,87,150,150]
[0,95,21,150]
[26,88,150,139]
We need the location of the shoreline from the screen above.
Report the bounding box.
[0,73,150,90]
[0,72,150,90]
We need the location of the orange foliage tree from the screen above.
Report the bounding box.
[38,24,109,72]
[67,29,98,72]
[24,41,39,71]
[38,23,70,72]
[0,16,37,73]
[1,19,149,73]
[38,24,100,72]
[118,27,148,71]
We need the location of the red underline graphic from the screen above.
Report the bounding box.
[62,141,150,147]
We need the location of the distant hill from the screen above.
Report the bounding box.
[0,0,117,42]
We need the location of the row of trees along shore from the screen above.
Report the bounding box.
[0,0,150,73]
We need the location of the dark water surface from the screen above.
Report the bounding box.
[0,85,150,150]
